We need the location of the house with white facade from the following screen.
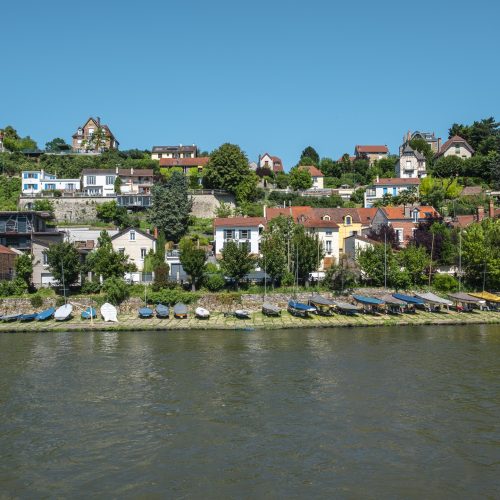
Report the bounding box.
[81,169,117,196]
[344,234,376,259]
[110,228,156,273]
[299,165,324,189]
[151,145,197,160]
[435,135,474,159]
[259,153,284,173]
[395,145,427,178]
[364,177,420,208]
[21,170,81,195]
[214,217,266,258]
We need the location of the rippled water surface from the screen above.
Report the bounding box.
[1,325,500,498]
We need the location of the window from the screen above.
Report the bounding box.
[239,241,251,252]
[325,240,332,254]
[106,175,114,185]
[326,230,332,236]
[140,248,147,259]
[406,160,412,169]
[42,252,49,265]
[87,175,96,185]
[88,128,94,135]
[66,184,75,191]
[344,216,352,225]
[322,215,331,221]
[392,187,397,196]
[395,229,404,242]
[224,229,234,240]
[158,153,162,158]
[383,187,388,195]
[412,210,419,222]
[455,145,460,154]
[77,128,83,135]
[240,229,250,239]
[118,247,125,254]
[129,230,136,241]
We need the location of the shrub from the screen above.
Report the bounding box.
[433,273,459,293]
[102,277,130,305]
[81,280,102,294]
[148,289,200,305]
[152,262,170,291]
[30,294,44,308]
[55,296,66,307]
[281,271,295,287]
[203,273,226,292]
[0,278,28,296]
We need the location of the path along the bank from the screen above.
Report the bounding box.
[1,309,500,332]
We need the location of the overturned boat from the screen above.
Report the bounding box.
[448,292,486,312]
[174,303,188,319]
[195,307,210,319]
[331,300,360,315]
[262,301,281,317]
[155,304,170,318]
[54,304,73,321]
[100,303,118,322]
[287,300,316,318]
[308,294,335,316]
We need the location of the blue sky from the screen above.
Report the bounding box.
[1,0,499,169]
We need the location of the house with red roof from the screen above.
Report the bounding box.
[354,145,389,164]
[299,165,324,189]
[259,153,284,173]
[435,135,474,159]
[213,217,267,258]
[364,177,421,208]
[371,205,440,247]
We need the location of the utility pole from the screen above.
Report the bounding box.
[428,231,435,287]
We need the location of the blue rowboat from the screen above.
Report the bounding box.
[392,293,425,305]
[139,307,153,318]
[155,304,169,318]
[20,313,38,322]
[81,307,97,320]
[287,300,316,318]
[2,314,21,322]
[352,294,385,314]
[36,307,55,321]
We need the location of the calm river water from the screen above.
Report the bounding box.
[1,325,499,498]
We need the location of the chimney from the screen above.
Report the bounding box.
[376,175,379,183]
[97,116,101,126]
[404,205,411,218]
[131,167,134,175]
[477,205,485,221]
[115,166,119,174]
[154,227,158,238]
[263,205,267,219]
[489,198,495,219]
[437,137,442,152]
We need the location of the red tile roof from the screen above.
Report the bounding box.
[436,135,474,157]
[271,156,284,172]
[449,215,476,228]
[299,165,324,177]
[266,207,314,220]
[118,168,153,177]
[381,206,439,220]
[356,145,388,154]
[214,217,266,228]
[374,177,421,186]
[356,207,378,225]
[159,157,210,167]
[0,244,17,255]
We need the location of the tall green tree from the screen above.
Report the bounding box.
[300,146,319,165]
[149,171,192,242]
[220,241,255,289]
[203,143,257,202]
[85,230,133,280]
[15,253,33,289]
[45,138,70,152]
[259,231,288,287]
[289,167,312,191]
[291,225,324,284]
[397,244,431,286]
[179,238,207,291]
[96,201,131,229]
[45,242,81,286]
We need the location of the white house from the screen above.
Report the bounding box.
[344,234,376,259]
[213,217,266,257]
[395,145,427,179]
[81,168,117,197]
[110,228,156,272]
[299,165,324,189]
[259,153,284,173]
[435,135,474,159]
[364,177,420,208]
[21,170,80,195]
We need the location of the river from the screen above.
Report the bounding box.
[0,325,499,498]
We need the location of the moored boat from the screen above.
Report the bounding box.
[352,294,385,314]
[392,293,425,312]
[54,304,73,321]
[262,302,280,317]
[19,313,38,322]
[234,309,251,319]
[308,294,335,316]
[380,294,406,314]
[36,307,55,321]
[448,292,486,312]
[174,303,188,318]
[155,304,170,318]
[2,314,21,322]
[139,307,154,318]
[332,300,360,315]
[195,307,210,319]
[81,307,97,320]
[287,300,316,318]
[414,292,453,312]
[100,303,118,322]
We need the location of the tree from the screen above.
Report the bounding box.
[149,171,192,242]
[259,230,288,287]
[368,223,399,248]
[81,126,107,153]
[179,238,207,291]
[357,244,405,288]
[432,156,465,178]
[114,176,122,194]
[45,242,81,286]
[1,126,38,152]
[95,201,130,228]
[289,167,312,191]
[102,277,130,305]
[324,254,359,292]
[274,171,289,189]
[300,146,319,165]
[220,241,255,289]
[15,253,33,289]
[319,157,341,177]
[33,199,54,216]
[291,225,324,284]
[413,222,455,266]
[203,143,257,202]
[85,230,133,280]
[397,244,431,286]
[45,138,70,152]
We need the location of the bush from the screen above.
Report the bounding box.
[0,278,28,296]
[433,273,459,293]
[152,262,170,291]
[281,271,295,287]
[81,280,102,294]
[55,296,66,307]
[30,294,44,308]
[148,289,200,305]
[203,273,226,292]
[102,277,130,305]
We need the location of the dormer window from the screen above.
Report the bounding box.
[322,215,331,221]
[412,210,419,222]
[344,215,352,225]
[77,128,83,135]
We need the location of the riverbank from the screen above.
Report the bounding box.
[1,308,500,333]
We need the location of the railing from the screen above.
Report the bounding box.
[187,189,231,196]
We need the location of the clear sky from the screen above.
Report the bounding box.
[2,0,499,169]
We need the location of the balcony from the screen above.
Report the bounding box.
[117,194,151,208]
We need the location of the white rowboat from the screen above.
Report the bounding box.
[101,303,118,322]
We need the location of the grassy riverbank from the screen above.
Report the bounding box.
[1,309,500,333]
